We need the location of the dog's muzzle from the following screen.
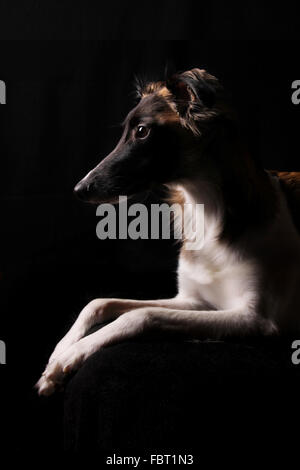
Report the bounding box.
[73,180,93,201]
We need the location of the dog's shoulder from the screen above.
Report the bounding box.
[269,170,300,233]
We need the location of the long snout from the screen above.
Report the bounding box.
[73,153,129,204]
[73,138,156,203]
[74,172,116,204]
[73,151,116,203]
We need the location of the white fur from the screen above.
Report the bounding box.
[36,173,300,396]
[176,183,258,312]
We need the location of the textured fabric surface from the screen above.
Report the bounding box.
[64,338,300,452]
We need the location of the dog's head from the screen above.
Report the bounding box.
[74,68,231,203]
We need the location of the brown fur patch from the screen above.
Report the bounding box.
[166,186,185,207]
[141,81,168,98]
[139,74,223,137]
[141,82,179,118]
[270,171,300,233]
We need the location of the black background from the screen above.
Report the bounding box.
[0,1,300,459]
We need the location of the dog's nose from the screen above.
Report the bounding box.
[73,180,91,200]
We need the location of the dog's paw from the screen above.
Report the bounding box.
[35,374,57,397]
[35,343,86,396]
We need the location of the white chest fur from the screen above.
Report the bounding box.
[175,184,258,312]
[178,245,257,311]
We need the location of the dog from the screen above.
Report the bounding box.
[36,68,300,396]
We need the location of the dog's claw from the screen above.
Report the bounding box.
[36,342,85,396]
[35,376,56,396]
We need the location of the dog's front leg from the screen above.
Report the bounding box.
[36,305,276,396]
[46,296,197,366]
[36,307,155,396]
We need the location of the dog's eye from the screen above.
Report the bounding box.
[136,125,149,139]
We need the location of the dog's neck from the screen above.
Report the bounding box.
[175,133,277,243]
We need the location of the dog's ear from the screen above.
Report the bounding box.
[166,68,220,116]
